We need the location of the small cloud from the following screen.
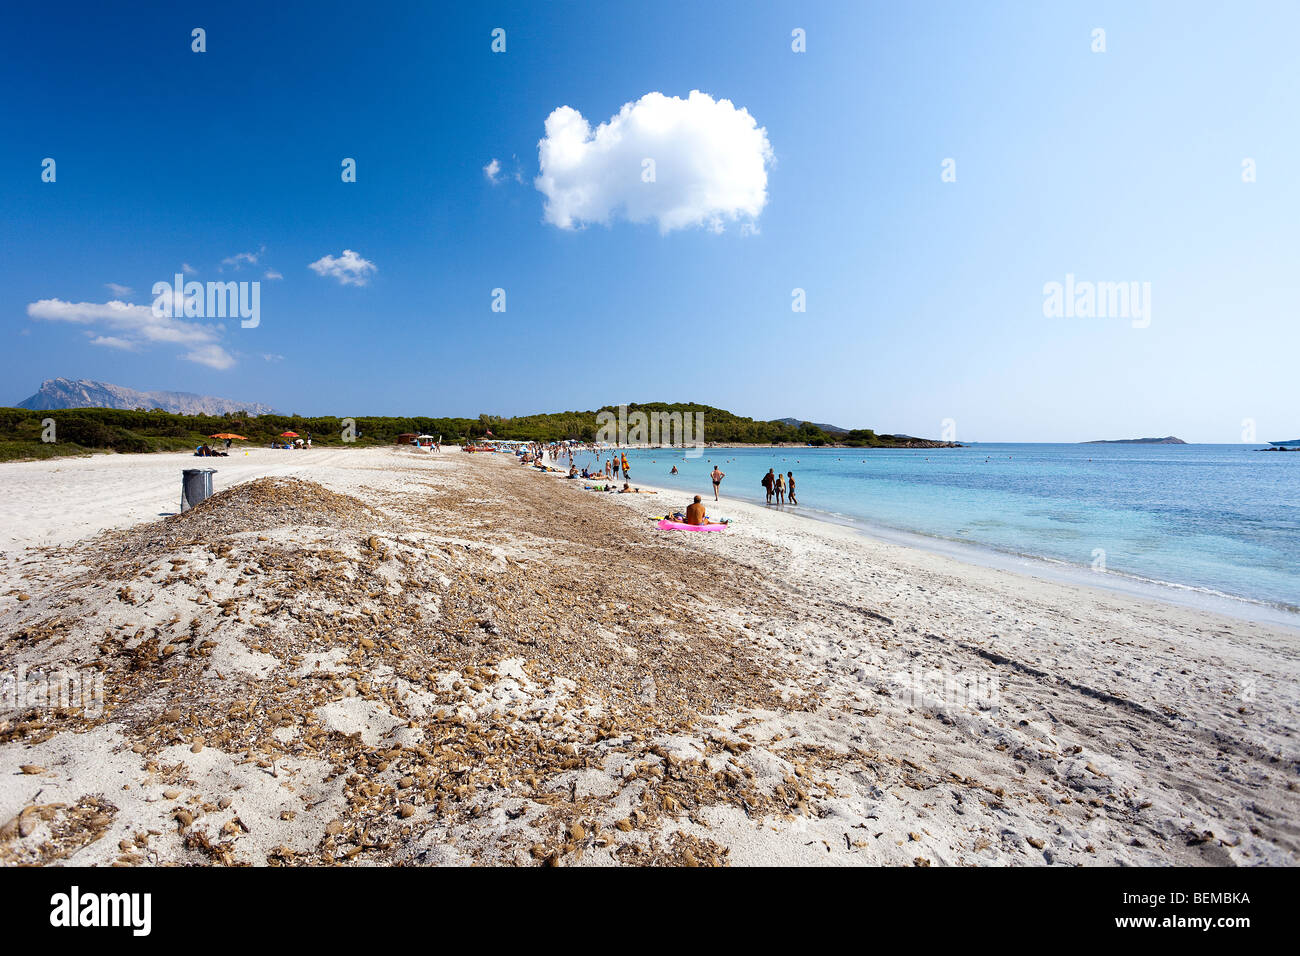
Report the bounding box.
[308,249,376,286]
[221,251,259,270]
[264,269,283,280]
[105,282,133,297]
[87,334,137,351]
[484,158,502,183]
[182,344,236,370]
[27,297,234,368]
[262,352,285,362]
[182,262,197,275]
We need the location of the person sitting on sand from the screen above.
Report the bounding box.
[684,495,707,525]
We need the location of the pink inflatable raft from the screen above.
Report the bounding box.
[657,518,728,532]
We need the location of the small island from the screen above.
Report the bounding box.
[1083,436,1187,445]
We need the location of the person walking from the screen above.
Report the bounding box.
[787,471,797,505]
[710,464,725,501]
[762,468,775,504]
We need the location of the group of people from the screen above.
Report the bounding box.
[599,452,631,481]
[522,445,800,525]
[762,468,796,505]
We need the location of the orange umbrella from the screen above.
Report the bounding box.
[210,432,248,440]
[280,431,299,438]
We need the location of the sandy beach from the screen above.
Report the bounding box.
[1,446,1296,866]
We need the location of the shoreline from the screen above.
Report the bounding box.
[603,470,1300,632]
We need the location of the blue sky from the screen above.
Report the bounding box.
[2,1,1297,441]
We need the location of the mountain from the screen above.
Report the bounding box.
[14,378,276,416]
[774,417,849,434]
[1082,436,1186,444]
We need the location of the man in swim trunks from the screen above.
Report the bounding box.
[762,469,775,504]
[711,465,725,500]
[685,495,707,525]
[787,471,797,504]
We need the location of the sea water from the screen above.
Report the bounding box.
[591,444,1300,622]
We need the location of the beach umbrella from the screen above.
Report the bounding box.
[280,431,299,438]
[209,432,248,441]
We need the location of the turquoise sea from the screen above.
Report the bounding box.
[591,444,1300,622]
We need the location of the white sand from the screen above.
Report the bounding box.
[0,448,346,554]
[2,447,1297,866]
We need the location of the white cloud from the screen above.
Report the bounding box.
[87,334,136,350]
[182,344,236,370]
[182,262,197,275]
[535,90,773,234]
[27,297,233,367]
[105,282,133,297]
[483,158,502,183]
[264,269,283,280]
[308,249,376,286]
[221,251,258,270]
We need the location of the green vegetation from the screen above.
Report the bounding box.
[0,403,941,462]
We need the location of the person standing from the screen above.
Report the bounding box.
[762,468,775,504]
[787,471,797,505]
[620,452,630,481]
[775,472,785,504]
[710,464,725,500]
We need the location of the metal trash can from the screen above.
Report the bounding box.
[181,468,217,512]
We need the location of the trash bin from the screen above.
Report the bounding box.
[181,468,217,512]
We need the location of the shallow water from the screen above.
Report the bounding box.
[585,443,1300,616]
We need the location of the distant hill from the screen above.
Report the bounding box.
[15,378,276,416]
[775,417,849,434]
[1083,436,1186,444]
